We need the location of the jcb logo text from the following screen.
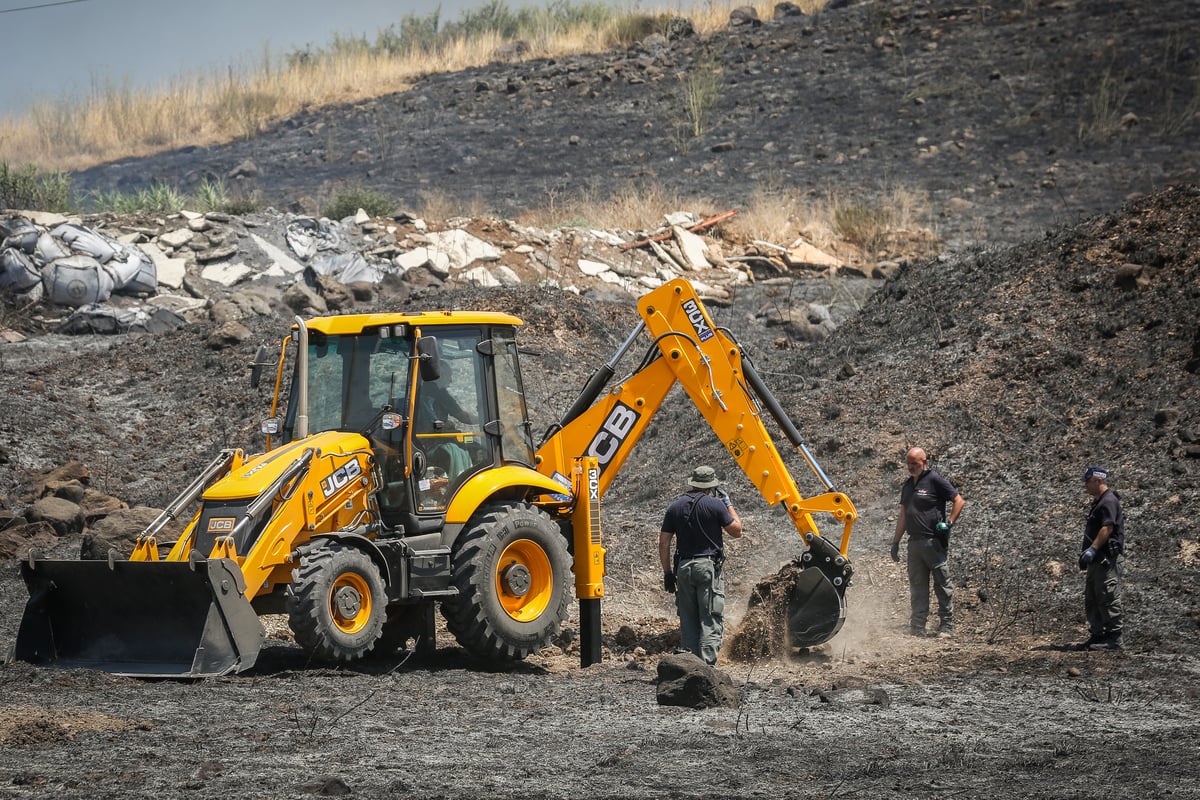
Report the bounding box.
[586,403,640,472]
[320,459,363,498]
[207,517,236,533]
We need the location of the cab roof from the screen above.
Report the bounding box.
[301,309,524,335]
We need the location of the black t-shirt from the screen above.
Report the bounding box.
[661,490,733,558]
[900,469,959,536]
[1083,489,1124,554]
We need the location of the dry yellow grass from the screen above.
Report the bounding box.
[516,181,719,230]
[2,0,938,261]
[0,0,815,173]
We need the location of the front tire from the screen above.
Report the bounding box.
[288,542,387,663]
[442,503,572,661]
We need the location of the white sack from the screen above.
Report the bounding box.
[34,232,70,266]
[105,246,158,294]
[42,254,115,306]
[0,217,39,252]
[1,247,42,291]
[52,223,119,263]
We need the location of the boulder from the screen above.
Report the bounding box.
[207,320,253,349]
[0,520,59,561]
[81,505,164,559]
[283,281,328,314]
[424,229,501,271]
[28,496,85,536]
[79,488,128,524]
[655,652,739,709]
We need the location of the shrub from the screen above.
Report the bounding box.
[323,187,397,220]
[0,161,73,212]
[612,13,672,46]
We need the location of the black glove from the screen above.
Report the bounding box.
[890,541,900,562]
[663,571,676,593]
[715,487,732,508]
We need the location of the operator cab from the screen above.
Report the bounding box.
[271,314,534,534]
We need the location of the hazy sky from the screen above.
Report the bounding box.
[0,0,479,118]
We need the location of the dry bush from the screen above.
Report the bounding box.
[725,190,803,245]
[517,181,719,231]
[827,184,936,259]
[725,188,928,253]
[416,189,493,221]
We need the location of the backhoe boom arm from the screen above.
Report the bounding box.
[536,278,857,555]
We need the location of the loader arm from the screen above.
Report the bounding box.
[535,278,857,648]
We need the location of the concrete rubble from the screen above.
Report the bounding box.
[1,206,881,340]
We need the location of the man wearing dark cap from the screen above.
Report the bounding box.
[1077,466,1125,651]
[659,465,743,664]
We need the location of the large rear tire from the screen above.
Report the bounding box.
[441,503,572,661]
[288,542,387,663]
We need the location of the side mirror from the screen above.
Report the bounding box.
[417,336,441,382]
[249,345,270,389]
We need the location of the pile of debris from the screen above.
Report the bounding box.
[1,205,895,342]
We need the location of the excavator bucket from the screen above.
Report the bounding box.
[786,569,846,647]
[785,535,851,648]
[15,556,265,678]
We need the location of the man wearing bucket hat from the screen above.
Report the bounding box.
[1076,466,1125,651]
[658,465,743,665]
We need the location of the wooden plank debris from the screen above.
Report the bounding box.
[620,210,738,251]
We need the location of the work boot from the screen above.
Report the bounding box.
[1074,633,1104,651]
[909,626,928,638]
[1089,634,1124,651]
[936,624,954,639]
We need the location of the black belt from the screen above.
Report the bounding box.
[680,554,720,561]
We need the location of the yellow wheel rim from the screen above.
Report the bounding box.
[329,573,373,634]
[496,538,553,622]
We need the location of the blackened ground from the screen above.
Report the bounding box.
[1,186,1198,799]
[2,0,1200,795]
[71,0,1200,252]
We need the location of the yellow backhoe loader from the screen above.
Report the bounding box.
[16,278,857,677]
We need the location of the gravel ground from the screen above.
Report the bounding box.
[2,0,1199,797]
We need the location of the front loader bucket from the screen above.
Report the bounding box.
[786,535,852,648]
[16,556,265,678]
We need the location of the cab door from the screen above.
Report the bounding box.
[411,330,490,513]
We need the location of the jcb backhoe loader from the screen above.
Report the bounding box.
[16,278,856,677]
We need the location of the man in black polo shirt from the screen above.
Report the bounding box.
[659,465,743,665]
[1076,466,1125,651]
[891,447,965,638]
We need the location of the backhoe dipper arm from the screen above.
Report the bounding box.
[535,278,857,557]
